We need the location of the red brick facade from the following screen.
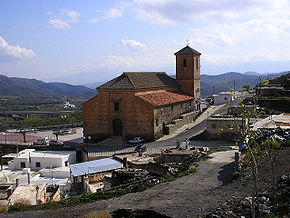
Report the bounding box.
[83,46,201,141]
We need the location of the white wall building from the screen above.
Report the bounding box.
[213,92,234,105]
[8,149,76,170]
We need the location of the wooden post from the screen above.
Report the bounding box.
[235,152,240,172]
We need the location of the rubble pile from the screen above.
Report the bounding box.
[178,152,201,172]
[269,173,290,216]
[206,173,290,218]
[111,168,149,187]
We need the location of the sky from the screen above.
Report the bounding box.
[0,0,290,84]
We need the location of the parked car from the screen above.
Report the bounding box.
[128,137,144,144]
[33,138,49,146]
[59,129,72,135]
[49,140,64,146]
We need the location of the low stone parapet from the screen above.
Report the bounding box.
[165,111,199,135]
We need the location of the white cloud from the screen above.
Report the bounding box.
[132,0,290,24]
[64,10,79,22]
[88,8,124,23]
[60,49,173,75]
[188,7,290,65]
[0,36,35,62]
[105,8,123,19]
[48,19,70,29]
[48,9,79,29]
[120,39,148,51]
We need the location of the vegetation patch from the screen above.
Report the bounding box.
[82,210,111,218]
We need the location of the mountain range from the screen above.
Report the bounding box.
[82,71,289,97]
[0,74,96,98]
[1,71,288,98]
[201,71,289,96]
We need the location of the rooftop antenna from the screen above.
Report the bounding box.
[186,39,190,46]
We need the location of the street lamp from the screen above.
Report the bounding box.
[86,136,92,161]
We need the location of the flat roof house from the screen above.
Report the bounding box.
[8,149,76,170]
[69,157,123,192]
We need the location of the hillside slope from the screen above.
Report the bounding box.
[0,75,96,98]
[201,71,289,96]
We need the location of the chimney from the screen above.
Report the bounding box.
[122,158,127,168]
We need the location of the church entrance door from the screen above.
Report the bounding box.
[113,119,123,136]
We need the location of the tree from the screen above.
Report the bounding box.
[260,139,281,190]
[219,98,259,218]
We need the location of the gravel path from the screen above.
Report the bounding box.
[3,150,238,218]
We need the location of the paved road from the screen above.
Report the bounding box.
[144,99,237,149]
[3,150,237,218]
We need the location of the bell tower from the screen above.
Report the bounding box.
[174,45,201,99]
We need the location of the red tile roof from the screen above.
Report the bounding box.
[136,91,194,107]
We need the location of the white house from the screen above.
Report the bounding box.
[8,149,76,170]
[213,92,234,105]
[64,100,76,108]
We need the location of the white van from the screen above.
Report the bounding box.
[33,137,49,145]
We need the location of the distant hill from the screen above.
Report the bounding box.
[82,71,288,97]
[83,81,105,89]
[201,71,289,96]
[244,71,260,76]
[0,75,96,98]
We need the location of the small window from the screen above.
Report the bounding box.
[196,57,199,70]
[36,162,41,168]
[156,118,159,126]
[65,161,68,167]
[224,97,228,100]
[183,59,187,68]
[20,162,26,168]
[189,101,192,106]
[171,105,174,110]
[114,102,120,111]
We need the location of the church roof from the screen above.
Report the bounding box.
[174,45,201,55]
[136,91,194,107]
[97,72,178,90]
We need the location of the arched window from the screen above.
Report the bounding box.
[183,59,187,68]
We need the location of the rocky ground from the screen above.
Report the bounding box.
[2,148,290,218]
[205,147,290,218]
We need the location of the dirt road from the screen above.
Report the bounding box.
[3,150,238,218]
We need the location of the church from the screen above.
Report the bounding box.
[83,45,201,141]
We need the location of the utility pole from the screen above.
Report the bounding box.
[233,79,236,98]
[258,76,262,96]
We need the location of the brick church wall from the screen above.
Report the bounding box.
[83,90,155,141]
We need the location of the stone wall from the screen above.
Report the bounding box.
[206,117,244,140]
[164,111,199,135]
[227,105,257,117]
[153,100,196,137]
